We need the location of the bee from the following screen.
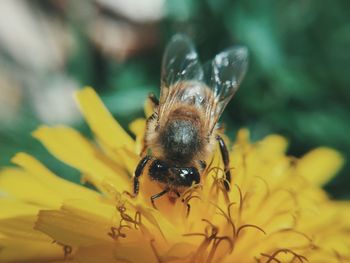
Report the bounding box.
[133,34,248,208]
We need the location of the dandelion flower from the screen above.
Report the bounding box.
[0,87,349,263]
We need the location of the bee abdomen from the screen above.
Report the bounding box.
[161,119,201,161]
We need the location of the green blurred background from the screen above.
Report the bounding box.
[0,0,349,198]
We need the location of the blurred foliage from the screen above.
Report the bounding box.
[0,0,349,198]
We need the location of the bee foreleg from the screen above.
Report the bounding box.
[216,135,231,191]
[151,188,169,209]
[134,156,152,195]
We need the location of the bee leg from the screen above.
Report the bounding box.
[151,188,169,209]
[134,156,152,196]
[148,92,159,107]
[176,191,191,217]
[216,135,231,191]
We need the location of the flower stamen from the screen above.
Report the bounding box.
[109,203,143,239]
[210,201,237,239]
[236,223,266,238]
[108,225,128,239]
[260,248,308,263]
[150,239,162,263]
[208,166,231,202]
[52,240,73,258]
[117,203,142,229]
[234,184,245,220]
[254,176,271,199]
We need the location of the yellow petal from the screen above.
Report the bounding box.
[113,240,159,263]
[129,118,146,138]
[297,147,344,186]
[0,237,64,263]
[0,168,62,207]
[75,87,135,152]
[0,200,64,263]
[74,243,120,263]
[32,125,129,193]
[0,215,46,240]
[129,118,146,155]
[236,128,250,145]
[12,153,99,201]
[115,148,139,176]
[333,201,350,223]
[161,242,196,262]
[0,199,41,219]
[35,199,117,246]
[232,128,252,158]
[257,134,288,158]
[50,260,80,263]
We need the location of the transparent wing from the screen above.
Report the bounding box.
[159,35,248,134]
[204,46,248,128]
[160,34,204,104]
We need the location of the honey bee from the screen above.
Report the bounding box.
[133,34,248,207]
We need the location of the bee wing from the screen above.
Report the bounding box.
[160,34,204,105]
[159,35,248,134]
[204,46,248,131]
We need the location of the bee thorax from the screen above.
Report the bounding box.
[160,119,201,161]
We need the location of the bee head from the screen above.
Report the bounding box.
[149,159,200,187]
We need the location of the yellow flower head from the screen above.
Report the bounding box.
[0,87,349,263]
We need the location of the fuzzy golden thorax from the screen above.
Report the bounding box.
[144,104,216,169]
